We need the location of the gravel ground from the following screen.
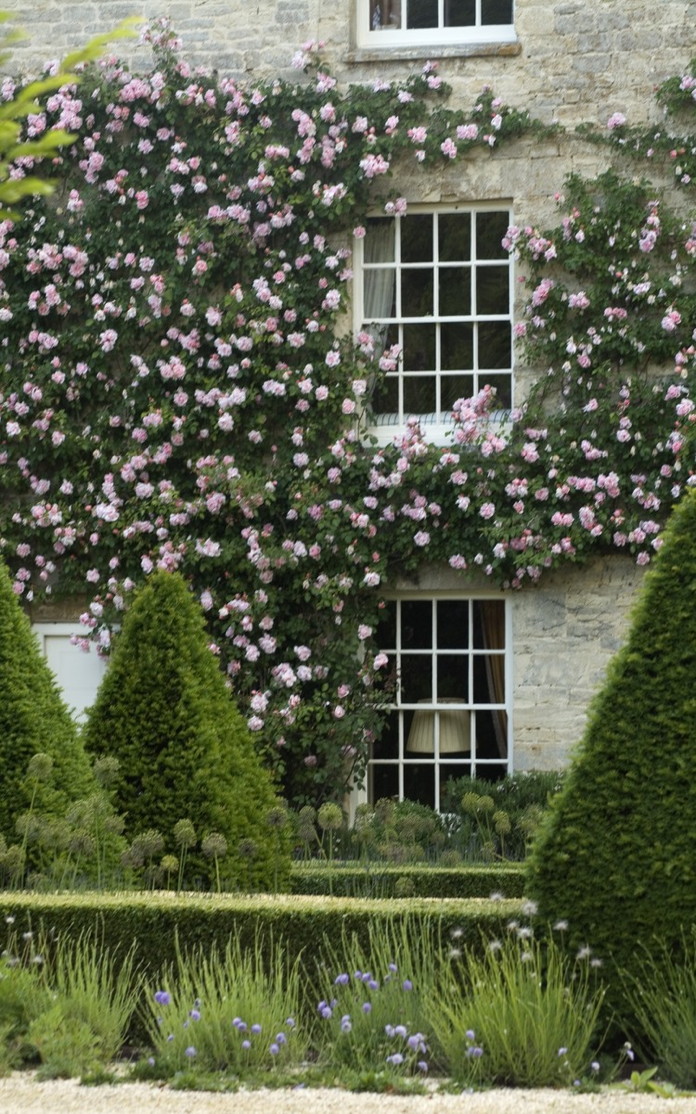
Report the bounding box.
[1,1075,695,1114]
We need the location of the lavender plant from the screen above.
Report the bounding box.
[427,925,606,1087]
[621,934,696,1090]
[313,918,438,1075]
[142,934,305,1077]
[26,930,139,1078]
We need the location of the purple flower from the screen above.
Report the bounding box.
[154,990,171,1006]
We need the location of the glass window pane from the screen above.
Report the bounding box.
[437,654,469,700]
[476,211,510,259]
[437,599,469,648]
[373,714,399,759]
[473,599,505,648]
[475,710,508,759]
[403,763,435,808]
[473,654,506,703]
[482,0,513,24]
[441,373,474,409]
[439,213,472,261]
[439,267,471,316]
[445,0,476,26]
[401,214,434,262]
[403,375,436,414]
[402,323,436,370]
[478,322,511,368]
[379,0,403,28]
[402,600,432,648]
[405,705,434,753]
[439,761,473,790]
[364,268,396,320]
[402,269,433,316]
[483,373,512,408]
[371,764,399,801]
[441,323,473,370]
[370,375,399,415]
[401,655,433,703]
[365,219,395,263]
[376,601,397,648]
[405,0,439,29]
[476,265,509,314]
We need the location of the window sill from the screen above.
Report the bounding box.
[346,39,521,64]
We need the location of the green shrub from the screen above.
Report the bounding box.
[428,931,605,1087]
[338,799,448,864]
[81,571,291,891]
[441,770,565,861]
[313,919,438,1075]
[527,489,696,1010]
[0,560,93,852]
[289,862,526,899]
[621,931,696,1090]
[142,935,306,1076]
[0,892,522,997]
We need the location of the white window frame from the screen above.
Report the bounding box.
[355,0,516,50]
[356,204,514,446]
[366,593,512,812]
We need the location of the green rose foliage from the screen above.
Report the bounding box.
[0,21,694,805]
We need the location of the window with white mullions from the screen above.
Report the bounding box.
[370,597,511,811]
[360,0,515,45]
[359,208,513,437]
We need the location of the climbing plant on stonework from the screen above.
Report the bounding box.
[526,486,696,1009]
[0,21,694,803]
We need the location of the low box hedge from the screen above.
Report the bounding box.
[0,890,523,977]
[289,861,526,899]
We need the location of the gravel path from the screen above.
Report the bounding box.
[1,1075,695,1114]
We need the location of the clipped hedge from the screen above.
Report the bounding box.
[527,488,696,1008]
[82,571,291,892]
[289,862,526,899]
[0,890,522,981]
[0,560,92,844]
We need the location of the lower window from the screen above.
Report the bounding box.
[370,596,510,810]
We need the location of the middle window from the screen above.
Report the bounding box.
[358,207,513,438]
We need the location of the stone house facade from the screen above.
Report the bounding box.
[5,0,695,807]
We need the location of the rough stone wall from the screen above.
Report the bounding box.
[3,0,694,122]
[511,556,644,769]
[400,555,645,771]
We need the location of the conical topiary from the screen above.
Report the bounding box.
[0,559,93,843]
[527,487,696,1001]
[81,570,291,891]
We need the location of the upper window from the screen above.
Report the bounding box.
[357,0,515,48]
[358,207,513,439]
[370,596,511,811]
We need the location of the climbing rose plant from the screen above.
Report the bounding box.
[0,22,694,803]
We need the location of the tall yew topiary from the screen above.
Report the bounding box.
[527,487,696,998]
[0,559,92,839]
[81,570,291,891]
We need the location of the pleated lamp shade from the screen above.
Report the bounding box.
[406,698,471,754]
